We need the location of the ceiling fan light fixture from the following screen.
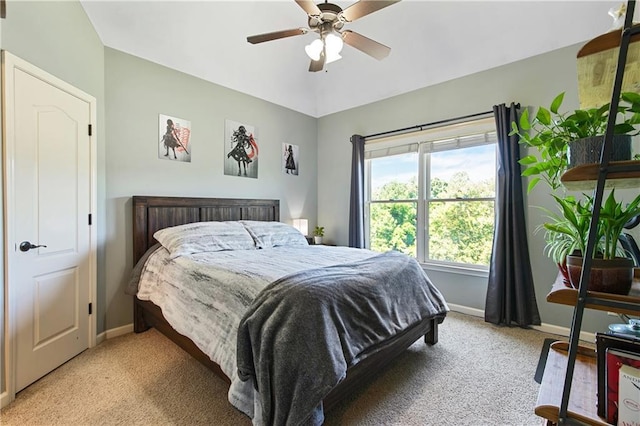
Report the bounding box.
[247,0,400,71]
[324,32,344,56]
[305,38,323,61]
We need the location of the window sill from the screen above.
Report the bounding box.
[420,261,489,278]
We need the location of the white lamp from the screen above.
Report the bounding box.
[292,218,309,236]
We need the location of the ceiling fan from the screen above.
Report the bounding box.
[247,0,400,72]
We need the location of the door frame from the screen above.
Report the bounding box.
[1,51,97,406]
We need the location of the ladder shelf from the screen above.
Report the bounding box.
[540,2,640,424]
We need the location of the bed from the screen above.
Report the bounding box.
[130,195,448,425]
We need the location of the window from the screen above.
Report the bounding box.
[365,118,497,272]
[369,152,418,257]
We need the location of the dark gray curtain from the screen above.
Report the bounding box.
[485,103,541,326]
[349,134,365,248]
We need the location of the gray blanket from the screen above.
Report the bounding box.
[236,251,448,426]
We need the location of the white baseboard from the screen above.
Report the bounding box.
[447,303,484,318]
[447,303,594,343]
[532,323,594,343]
[96,323,133,345]
[1,390,13,409]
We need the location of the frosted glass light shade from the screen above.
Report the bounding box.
[292,218,308,236]
[325,32,344,56]
[305,39,323,61]
[325,52,342,64]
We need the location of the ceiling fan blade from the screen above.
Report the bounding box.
[247,28,307,44]
[309,53,325,72]
[342,30,391,60]
[341,0,400,22]
[295,0,321,16]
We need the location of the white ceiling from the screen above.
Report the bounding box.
[80,0,622,117]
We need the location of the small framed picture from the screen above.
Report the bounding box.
[224,119,258,178]
[282,143,299,176]
[159,114,191,162]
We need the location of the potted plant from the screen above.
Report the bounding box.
[513,91,640,193]
[513,92,640,294]
[313,226,324,245]
[539,195,592,270]
[542,190,640,294]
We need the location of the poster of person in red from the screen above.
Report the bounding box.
[224,119,258,178]
[159,114,191,162]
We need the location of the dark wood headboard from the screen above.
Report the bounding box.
[132,196,280,263]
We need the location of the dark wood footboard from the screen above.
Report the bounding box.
[323,312,444,411]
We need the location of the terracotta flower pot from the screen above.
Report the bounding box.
[558,262,571,287]
[566,255,634,294]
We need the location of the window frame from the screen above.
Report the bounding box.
[364,117,497,276]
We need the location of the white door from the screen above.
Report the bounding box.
[3,52,96,393]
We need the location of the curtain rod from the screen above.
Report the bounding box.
[362,104,520,141]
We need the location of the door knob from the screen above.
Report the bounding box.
[19,241,47,252]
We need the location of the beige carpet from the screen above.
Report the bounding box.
[1,311,560,425]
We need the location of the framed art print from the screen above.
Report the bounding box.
[159,114,191,162]
[224,119,258,178]
[282,143,299,176]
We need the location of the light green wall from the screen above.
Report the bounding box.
[103,48,318,330]
[317,43,620,333]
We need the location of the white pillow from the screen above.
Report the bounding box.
[153,221,256,259]
[240,220,309,249]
